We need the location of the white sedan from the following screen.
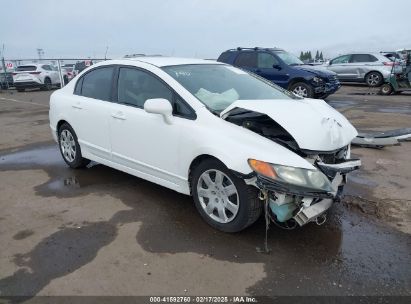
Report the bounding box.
[49,57,360,232]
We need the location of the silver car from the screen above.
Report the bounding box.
[325,53,402,87]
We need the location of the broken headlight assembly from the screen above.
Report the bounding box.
[248,159,334,193]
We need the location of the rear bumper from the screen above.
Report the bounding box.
[14,81,43,88]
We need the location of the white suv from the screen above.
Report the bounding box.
[49,57,360,232]
[13,64,61,92]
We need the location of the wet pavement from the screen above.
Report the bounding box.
[0,86,410,298]
[0,142,410,298]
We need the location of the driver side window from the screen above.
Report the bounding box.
[331,55,351,64]
[258,53,279,69]
[117,67,195,119]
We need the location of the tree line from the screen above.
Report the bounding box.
[299,50,324,62]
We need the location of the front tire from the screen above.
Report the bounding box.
[289,82,314,98]
[191,159,262,232]
[365,72,383,87]
[380,83,393,95]
[58,123,90,168]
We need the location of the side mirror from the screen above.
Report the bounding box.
[273,64,282,70]
[144,98,173,124]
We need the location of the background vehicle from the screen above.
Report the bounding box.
[13,64,60,92]
[325,53,402,87]
[49,57,358,232]
[217,47,340,99]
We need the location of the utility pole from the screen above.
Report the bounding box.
[36,48,44,62]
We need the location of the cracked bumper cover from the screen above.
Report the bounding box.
[254,158,361,226]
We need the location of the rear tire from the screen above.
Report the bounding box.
[42,77,52,91]
[365,72,383,87]
[191,159,262,232]
[58,123,90,169]
[289,82,314,98]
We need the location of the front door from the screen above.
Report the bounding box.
[108,66,193,189]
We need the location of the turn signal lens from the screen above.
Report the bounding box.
[248,159,277,180]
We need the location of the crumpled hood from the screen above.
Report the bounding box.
[294,65,336,78]
[221,98,358,151]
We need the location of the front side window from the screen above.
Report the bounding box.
[274,51,303,66]
[258,52,279,68]
[163,64,295,112]
[42,65,52,71]
[331,55,351,64]
[80,66,114,101]
[234,52,257,68]
[117,67,173,108]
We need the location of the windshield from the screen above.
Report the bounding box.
[275,51,304,66]
[163,64,295,112]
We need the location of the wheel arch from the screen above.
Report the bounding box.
[288,77,310,89]
[188,154,225,195]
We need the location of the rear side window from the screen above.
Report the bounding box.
[117,67,173,108]
[234,52,257,68]
[16,66,37,72]
[78,66,114,101]
[350,54,378,63]
[258,52,279,68]
[42,65,52,71]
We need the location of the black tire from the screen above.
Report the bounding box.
[380,83,393,95]
[289,82,314,98]
[58,123,90,169]
[365,72,383,87]
[191,159,262,233]
[16,88,25,92]
[42,77,52,91]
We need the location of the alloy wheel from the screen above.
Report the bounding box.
[60,129,76,162]
[196,169,239,223]
[293,86,308,97]
[367,74,380,86]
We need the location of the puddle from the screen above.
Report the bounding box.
[328,100,358,109]
[0,144,410,297]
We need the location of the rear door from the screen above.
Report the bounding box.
[349,54,380,80]
[70,65,115,160]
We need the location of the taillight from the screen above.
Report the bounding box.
[383,62,399,66]
[29,71,41,75]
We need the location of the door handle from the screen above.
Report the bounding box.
[111,112,126,120]
[72,104,82,110]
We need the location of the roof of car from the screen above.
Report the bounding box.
[121,56,222,67]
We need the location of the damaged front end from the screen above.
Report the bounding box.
[223,104,360,228]
[251,152,361,228]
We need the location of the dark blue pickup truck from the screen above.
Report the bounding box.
[218,47,340,99]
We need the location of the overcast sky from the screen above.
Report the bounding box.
[1,0,410,60]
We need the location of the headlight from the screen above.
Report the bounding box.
[248,159,333,192]
[312,76,323,83]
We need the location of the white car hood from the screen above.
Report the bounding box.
[220,98,358,151]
